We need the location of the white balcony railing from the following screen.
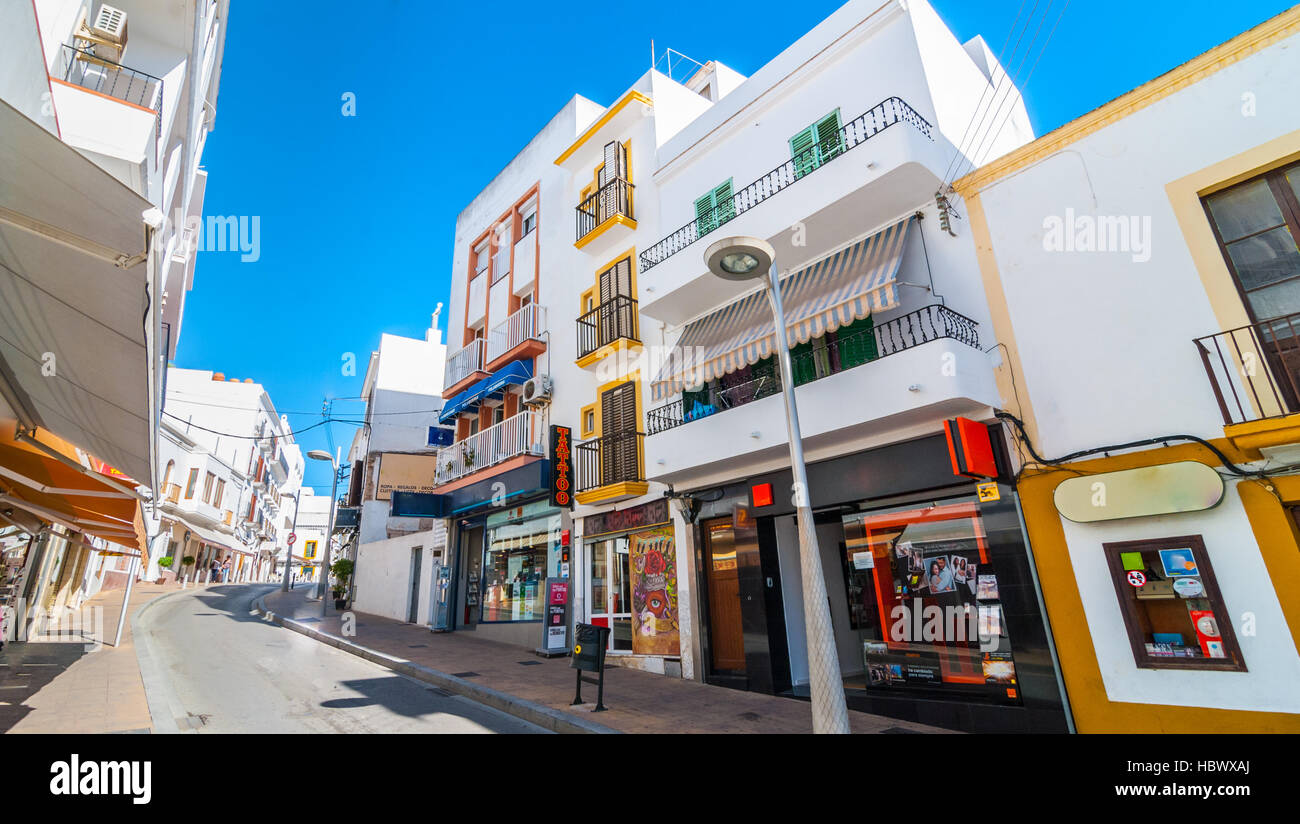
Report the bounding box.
[435,410,547,485]
[444,338,487,389]
[486,304,547,364]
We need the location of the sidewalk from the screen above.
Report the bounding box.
[261,587,950,734]
[1,579,189,733]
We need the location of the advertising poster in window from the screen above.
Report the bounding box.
[628,526,679,655]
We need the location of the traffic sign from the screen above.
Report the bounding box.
[287,533,297,546]
[1127,570,1146,587]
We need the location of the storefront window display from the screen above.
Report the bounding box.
[841,496,1022,703]
[628,526,679,655]
[1102,535,1245,671]
[481,504,561,623]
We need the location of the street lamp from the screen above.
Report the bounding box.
[279,491,300,594]
[704,236,852,735]
[307,448,341,618]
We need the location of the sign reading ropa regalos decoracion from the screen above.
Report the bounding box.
[549,425,573,509]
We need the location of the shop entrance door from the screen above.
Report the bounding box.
[701,517,746,676]
[408,546,422,623]
[587,537,633,651]
[457,526,484,628]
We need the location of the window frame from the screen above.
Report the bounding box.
[1201,162,1300,324]
[184,468,199,499]
[1101,534,1246,672]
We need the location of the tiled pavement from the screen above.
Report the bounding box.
[263,587,951,734]
[0,580,189,734]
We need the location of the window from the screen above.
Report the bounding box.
[480,506,561,622]
[694,178,736,237]
[201,472,215,504]
[214,478,225,508]
[521,209,537,237]
[791,110,844,179]
[1203,162,1300,323]
[1102,535,1245,671]
[492,407,505,427]
[492,226,511,284]
[581,405,597,439]
[473,244,490,279]
[184,468,199,499]
[304,540,318,560]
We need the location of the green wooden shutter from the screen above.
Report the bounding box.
[695,192,718,236]
[714,178,735,225]
[695,178,735,238]
[835,315,877,371]
[790,125,817,179]
[789,339,817,386]
[815,110,844,163]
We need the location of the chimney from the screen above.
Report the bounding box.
[427,302,444,345]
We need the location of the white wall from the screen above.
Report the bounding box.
[353,529,447,624]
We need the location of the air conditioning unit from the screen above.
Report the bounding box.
[91,5,128,44]
[521,375,553,406]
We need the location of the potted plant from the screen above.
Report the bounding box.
[330,558,354,610]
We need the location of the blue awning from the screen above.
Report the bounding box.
[438,360,534,424]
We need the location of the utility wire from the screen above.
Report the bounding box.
[162,412,367,440]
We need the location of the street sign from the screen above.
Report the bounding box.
[287,533,297,546]
[1127,570,1146,587]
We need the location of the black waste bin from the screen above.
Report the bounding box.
[571,622,611,711]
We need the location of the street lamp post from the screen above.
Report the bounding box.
[703,236,852,734]
[307,448,341,618]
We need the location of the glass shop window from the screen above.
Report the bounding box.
[480,511,561,622]
[840,496,1021,704]
[1102,536,1245,671]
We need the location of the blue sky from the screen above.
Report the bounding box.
[175,0,1294,491]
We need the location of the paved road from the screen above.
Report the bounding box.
[136,584,545,734]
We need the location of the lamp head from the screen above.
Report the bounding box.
[704,236,775,282]
[306,450,333,463]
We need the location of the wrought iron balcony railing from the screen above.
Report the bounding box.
[576,295,639,360]
[576,177,634,243]
[647,304,978,434]
[1194,311,1300,425]
[58,44,164,137]
[575,431,645,493]
[445,338,487,388]
[639,97,933,273]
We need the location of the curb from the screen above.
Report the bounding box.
[252,595,619,735]
[129,586,196,735]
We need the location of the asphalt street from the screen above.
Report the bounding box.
[136,584,545,734]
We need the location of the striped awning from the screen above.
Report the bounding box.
[651,218,912,401]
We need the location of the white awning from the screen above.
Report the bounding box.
[0,98,154,483]
[652,218,912,400]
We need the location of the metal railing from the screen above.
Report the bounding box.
[58,44,163,137]
[435,410,548,485]
[576,177,634,243]
[575,431,645,493]
[1194,311,1300,425]
[445,338,487,388]
[577,295,639,360]
[647,304,979,434]
[639,97,933,273]
[486,304,547,364]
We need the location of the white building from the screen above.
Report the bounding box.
[419,0,1068,734]
[0,1,228,635]
[346,313,450,624]
[952,6,1300,733]
[154,368,305,584]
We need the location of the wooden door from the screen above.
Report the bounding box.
[703,518,746,673]
[597,257,634,346]
[600,381,638,485]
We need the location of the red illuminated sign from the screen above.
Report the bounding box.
[943,418,999,480]
[550,425,574,509]
[751,482,774,507]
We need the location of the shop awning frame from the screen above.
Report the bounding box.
[651,217,913,401]
[438,359,535,424]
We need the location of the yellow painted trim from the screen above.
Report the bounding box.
[1224,413,1300,451]
[579,402,598,439]
[574,214,637,250]
[964,192,1041,444]
[575,337,642,369]
[1165,129,1300,348]
[953,6,1300,196]
[576,481,650,506]
[1017,439,1300,732]
[554,91,653,166]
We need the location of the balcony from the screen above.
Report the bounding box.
[434,410,547,485]
[486,304,548,371]
[1195,312,1300,455]
[444,338,488,397]
[164,483,181,504]
[639,97,938,325]
[576,295,639,364]
[575,431,646,504]
[645,305,995,485]
[575,178,635,249]
[56,44,163,133]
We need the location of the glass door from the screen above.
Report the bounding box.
[586,537,633,651]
